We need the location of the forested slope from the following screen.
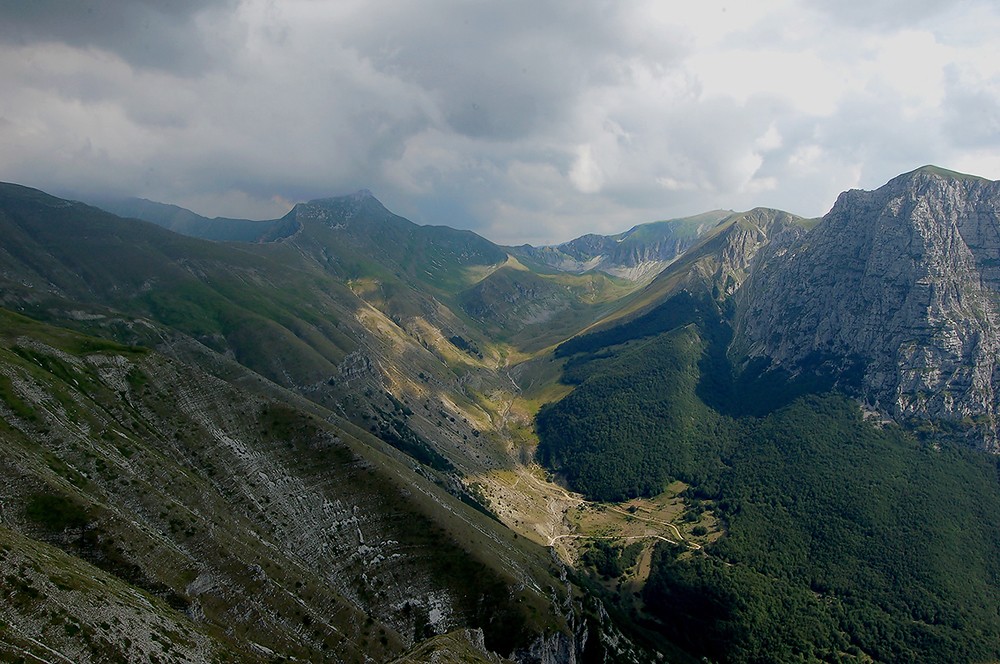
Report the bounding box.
[538,292,1000,663]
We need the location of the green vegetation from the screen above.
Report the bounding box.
[642,397,1000,663]
[554,290,706,358]
[539,291,1000,662]
[457,263,636,351]
[0,307,145,357]
[25,493,89,531]
[538,323,714,500]
[580,540,643,580]
[0,374,37,421]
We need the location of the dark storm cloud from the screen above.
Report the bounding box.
[0,0,238,72]
[334,1,686,141]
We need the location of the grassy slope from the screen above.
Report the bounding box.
[616,209,730,244]
[0,186,521,479]
[0,184,607,572]
[76,187,675,365]
[456,261,637,352]
[0,184,363,382]
[0,307,575,662]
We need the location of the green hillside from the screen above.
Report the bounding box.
[0,184,616,662]
[537,291,1000,662]
[0,306,574,662]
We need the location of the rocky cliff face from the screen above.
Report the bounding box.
[678,207,806,299]
[736,167,1000,449]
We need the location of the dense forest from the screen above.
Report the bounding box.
[537,293,1000,663]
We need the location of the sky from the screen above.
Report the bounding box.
[0,1,998,245]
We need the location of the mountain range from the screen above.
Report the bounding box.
[2,166,999,663]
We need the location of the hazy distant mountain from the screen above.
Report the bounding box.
[96,193,728,283]
[510,210,731,282]
[88,196,300,242]
[120,192,731,342]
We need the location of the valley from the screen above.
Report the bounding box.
[2,166,1000,663]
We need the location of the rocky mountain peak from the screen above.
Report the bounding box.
[287,189,393,226]
[735,168,1000,448]
[672,207,806,300]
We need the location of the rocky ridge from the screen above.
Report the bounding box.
[0,311,590,662]
[676,207,807,299]
[510,210,730,282]
[736,167,1000,449]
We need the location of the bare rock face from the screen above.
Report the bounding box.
[681,207,806,299]
[736,167,1000,449]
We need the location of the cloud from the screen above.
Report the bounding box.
[802,0,971,29]
[942,65,1000,148]
[0,0,240,73]
[0,0,999,243]
[327,0,688,142]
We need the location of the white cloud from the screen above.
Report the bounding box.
[569,144,605,194]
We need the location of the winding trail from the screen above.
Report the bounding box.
[606,506,702,550]
[547,533,678,546]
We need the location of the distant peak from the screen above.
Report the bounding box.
[899,165,991,183]
[302,189,382,208]
[289,188,396,227]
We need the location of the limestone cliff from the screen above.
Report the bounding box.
[736,167,1000,449]
[676,207,806,299]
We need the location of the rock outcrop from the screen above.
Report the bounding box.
[736,166,1000,449]
[676,207,807,299]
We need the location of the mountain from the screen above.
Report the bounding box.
[558,207,810,336]
[86,196,299,242]
[536,207,814,501]
[534,168,1000,663]
[0,309,577,663]
[91,194,727,286]
[510,210,730,282]
[0,183,649,663]
[86,191,680,349]
[282,190,508,292]
[6,166,1000,663]
[735,166,1000,449]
